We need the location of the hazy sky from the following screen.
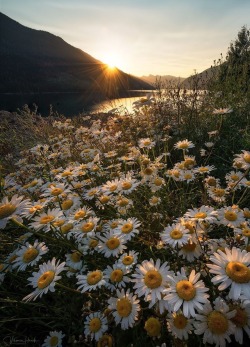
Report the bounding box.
[1,0,249,77]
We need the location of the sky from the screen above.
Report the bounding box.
[1,0,250,78]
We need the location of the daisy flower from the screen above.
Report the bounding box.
[83,187,100,201]
[212,107,233,115]
[84,311,108,341]
[131,258,170,305]
[149,176,166,192]
[164,268,209,317]
[174,139,194,151]
[118,250,139,270]
[42,330,65,347]
[167,311,194,340]
[144,316,161,337]
[29,208,64,232]
[108,289,140,330]
[161,223,190,248]
[184,205,218,225]
[194,297,236,347]
[102,179,120,195]
[23,258,66,301]
[229,299,250,344]
[149,196,161,206]
[71,206,93,221]
[195,165,216,174]
[41,182,70,199]
[207,247,250,300]
[208,186,228,203]
[217,206,245,228]
[115,217,141,241]
[80,236,100,255]
[138,137,156,149]
[233,150,250,170]
[104,263,130,291]
[98,231,127,258]
[179,170,196,183]
[77,269,106,293]
[119,174,140,195]
[73,216,100,239]
[0,194,30,229]
[65,251,83,270]
[13,240,49,271]
[96,334,113,347]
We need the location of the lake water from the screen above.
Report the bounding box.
[0,91,151,116]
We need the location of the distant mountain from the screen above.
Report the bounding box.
[0,13,153,104]
[140,74,185,86]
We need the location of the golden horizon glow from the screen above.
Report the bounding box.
[101,52,123,71]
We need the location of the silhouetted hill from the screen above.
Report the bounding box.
[140,74,185,85]
[181,66,220,89]
[0,13,153,104]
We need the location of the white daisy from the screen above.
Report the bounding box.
[119,173,140,195]
[118,250,139,270]
[29,208,64,232]
[131,258,170,305]
[104,263,130,291]
[108,289,140,330]
[12,240,49,271]
[138,138,156,149]
[115,217,141,241]
[23,258,66,301]
[42,330,65,347]
[65,251,83,270]
[84,311,108,341]
[167,311,194,340]
[164,267,209,317]
[0,194,30,229]
[174,139,195,151]
[161,223,190,248]
[194,297,236,347]
[184,205,218,224]
[234,150,250,170]
[207,247,250,300]
[98,231,127,258]
[77,269,106,293]
[217,206,245,228]
[229,299,250,344]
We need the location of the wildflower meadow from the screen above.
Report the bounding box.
[1,80,250,347]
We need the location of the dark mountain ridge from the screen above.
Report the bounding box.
[0,12,153,105]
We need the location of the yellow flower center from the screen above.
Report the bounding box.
[61,171,73,177]
[53,219,65,228]
[178,143,189,149]
[143,140,151,146]
[154,178,163,186]
[106,237,120,250]
[49,336,59,347]
[0,203,17,219]
[116,298,132,317]
[122,182,132,190]
[29,205,43,214]
[231,174,239,181]
[243,153,250,164]
[231,307,248,327]
[23,248,39,263]
[71,252,81,263]
[224,211,237,221]
[194,212,207,219]
[40,215,55,224]
[184,173,192,180]
[199,167,209,172]
[207,311,229,334]
[213,188,225,197]
[176,280,196,301]
[117,198,129,207]
[207,177,217,186]
[88,189,97,197]
[144,317,161,337]
[89,317,101,333]
[110,221,119,229]
[173,314,188,329]
[61,223,73,234]
[74,210,86,220]
[87,270,102,285]
[51,188,63,196]
[184,158,195,168]
[150,197,159,204]
[89,239,98,248]
[226,261,250,283]
[37,271,55,289]
[172,170,180,178]
[81,222,95,233]
[99,196,110,204]
[110,269,123,282]
[243,210,250,218]
[122,256,134,265]
[109,184,118,192]
[170,229,183,239]
[144,270,162,289]
[242,228,250,237]
[121,223,133,234]
[144,168,153,176]
[61,199,73,210]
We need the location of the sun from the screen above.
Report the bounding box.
[102,53,121,70]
